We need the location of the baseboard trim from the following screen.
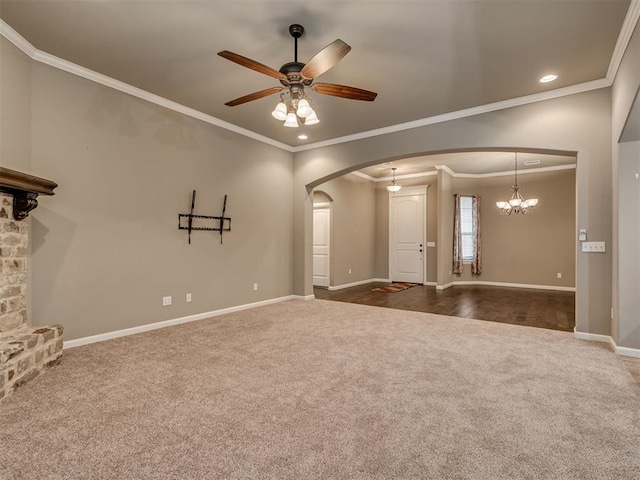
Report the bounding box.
[292,294,316,301]
[574,329,640,358]
[64,295,305,349]
[616,345,640,358]
[328,278,390,291]
[574,330,614,345]
[436,280,575,292]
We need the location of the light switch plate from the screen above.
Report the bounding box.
[581,241,605,253]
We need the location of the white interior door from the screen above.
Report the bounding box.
[313,208,330,287]
[390,191,425,284]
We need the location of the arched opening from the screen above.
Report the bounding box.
[304,147,578,331]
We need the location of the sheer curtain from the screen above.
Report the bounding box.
[453,194,482,275]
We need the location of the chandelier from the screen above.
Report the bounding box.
[496,153,538,215]
[271,85,319,128]
[386,167,402,193]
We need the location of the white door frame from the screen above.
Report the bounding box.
[389,186,428,284]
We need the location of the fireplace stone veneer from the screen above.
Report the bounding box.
[0,168,60,401]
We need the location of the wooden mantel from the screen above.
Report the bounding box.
[0,167,58,220]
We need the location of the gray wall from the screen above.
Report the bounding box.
[358,169,575,289]
[294,89,612,338]
[374,178,438,282]
[2,38,294,341]
[437,169,455,286]
[616,141,640,350]
[451,169,576,287]
[314,175,376,287]
[612,21,640,349]
[0,38,31,171]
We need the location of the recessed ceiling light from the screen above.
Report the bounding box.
[539,74,558,83]
[298,134,308,140]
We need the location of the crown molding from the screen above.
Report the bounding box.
[607,0,640,82]
[2,3,638,154]
[370,164,575,182]
[441,164,576,179]
[292,79,611,152]
[0,20,294,153]
[0,20,36,56]
[350,171,376,181]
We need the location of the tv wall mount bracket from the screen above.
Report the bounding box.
[178,190,231,244]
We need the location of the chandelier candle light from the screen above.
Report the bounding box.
[386,167,402,193]
[496,153,538,215]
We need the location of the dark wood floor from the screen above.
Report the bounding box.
[315,282,640,385]
[315,282,575,332]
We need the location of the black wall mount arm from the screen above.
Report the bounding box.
[178,190,231,244]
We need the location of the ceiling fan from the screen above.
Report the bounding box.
[218,24,377,127]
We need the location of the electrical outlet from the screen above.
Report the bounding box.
[556,273,562,279]
[348,268,352,275]
[253,283,258,291]
[186,293,192,303]
[162,296,172,306]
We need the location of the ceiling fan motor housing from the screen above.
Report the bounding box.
[279,62,312,86]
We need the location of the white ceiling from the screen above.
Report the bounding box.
[0,0,633,152]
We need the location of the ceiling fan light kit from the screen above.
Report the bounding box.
[271,101,287,121]
[218,24,377,128]
[284,111,299,128]
[273,84,320,127]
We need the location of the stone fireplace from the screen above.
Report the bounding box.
[0,167,62,401]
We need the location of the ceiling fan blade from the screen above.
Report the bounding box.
[224,87,283,107]
[218,50,286,80]
[301,39,351,79]
[311,83,377,101]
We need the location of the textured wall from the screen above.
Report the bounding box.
[0,192,64,402]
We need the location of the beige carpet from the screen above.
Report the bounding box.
[1,300,639,479]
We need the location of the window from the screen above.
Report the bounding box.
[459,196,475,261]
[453,194,481,275]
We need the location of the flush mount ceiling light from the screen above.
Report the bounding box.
[539,74,558,83]
[496,153,538,215]
[386,167,402,193]
[218,24,377,128]
[297,134,308,140]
